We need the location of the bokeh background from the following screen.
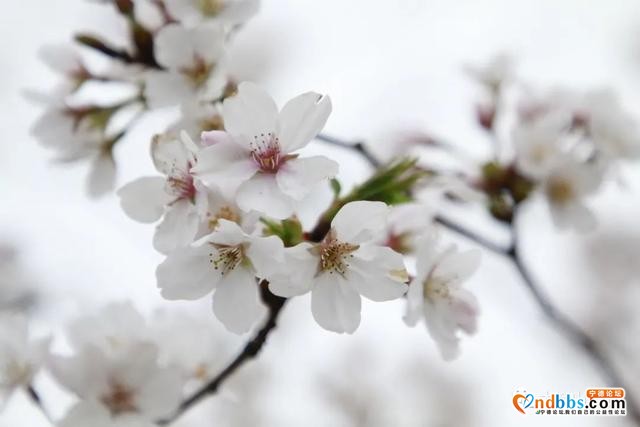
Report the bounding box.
[1,0,640,426]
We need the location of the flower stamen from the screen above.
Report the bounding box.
[315,230,359,276]
[209,244,244,276]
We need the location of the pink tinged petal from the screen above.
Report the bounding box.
[311,273,361,334]
[268,243,316,297]
[156,244,221,300]
[331,201,389,244]
[154,24,196,70]
[450,288,480,335]
[236,174,295,219]
[191,140,256,195]
[144,72,193,109]
[87,154,116,198]
[117,176,169,223]
[222,82,278,142]
[201,130,233,146]
[246,235,285,278]
[348,246,408,302]
[153,200,200,254]
[136,368,184,419]
[277,92,332,152]
[212,267,266,334]
[276,156,339,200]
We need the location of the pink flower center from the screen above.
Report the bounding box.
[250,133,283,173]
[166,162,196,202]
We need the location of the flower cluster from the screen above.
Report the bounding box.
[1,302,231,426]
[30,0,259,196]
[415,55,640,231]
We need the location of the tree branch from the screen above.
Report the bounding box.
[315,133,381,168]
[320,132,639,424]
[158,283,286,425]
[26,385,52,424]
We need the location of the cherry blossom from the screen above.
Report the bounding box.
[165,0,260,27]
[268,201,408,334]
[156,219,284,333]
[541,155,603,232]
[145,23,227,108]
[404,232,481,360]
[0,314,49,407]
[51,343,183,425]
[118,133,207,254]
[193,82,338,219]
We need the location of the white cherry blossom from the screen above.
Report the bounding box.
[50,342,183,425]
[145,23,227,108]
[268,201,408,334]
[165,0,260,27]
[404,232,481,360]
[541,155,603,232]
[118,133,207,254]
[0,314,49,407]
[156,219,284,333]
[382,202,433,254]
[193,82,338,219]
[58,400,155,427]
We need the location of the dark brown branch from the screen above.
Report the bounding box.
[75,34,136,64]
[315,133,381,168]
[158,283,286,425]
[26,385,51,423]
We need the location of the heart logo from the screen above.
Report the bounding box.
[513,393,531,414]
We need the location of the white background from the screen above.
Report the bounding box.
[1,0,640,426]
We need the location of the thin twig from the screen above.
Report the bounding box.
[315,133,381,168]
[158,283,286,426]
[434,215,509,255]
[26,385,52,424]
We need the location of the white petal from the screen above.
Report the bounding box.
[154,24,196,69]
[87,153,116,198]
[208,218,247,246]
[236,174,295,219]
[48,347,108,398]
[191,23,225,63]
[246,235,285,278]
[331,201,389,244]
[348,246,408,301]
[278,92,331,152]
[276,156,338,200]
[424,301,461,361]
[212,267,266,334]
[145,71,193,108]
[38,44,81,75]
[153,200,201,254]
[136,368,183,419]
[403,279,425,327]
[164,0,197,22]
[435,248,481,286]
[192,140,256,195]
[117,176,169,223]
[450,288,480,335]
[311,273,361,334]
[268,243,316,297]
[222,82,278,141]
[151,133,193,176]
[58,401,112,427]
[157,243,220,300]
[218,0,260,24]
